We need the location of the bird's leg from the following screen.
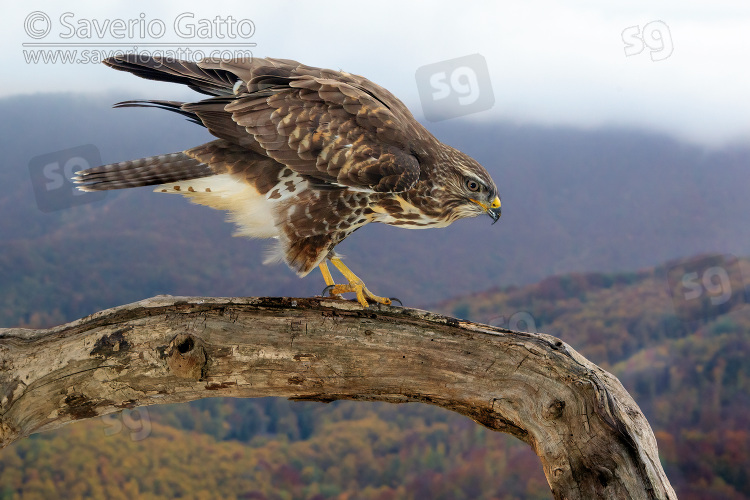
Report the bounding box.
[327,257,392,307]
[318,261,344,300]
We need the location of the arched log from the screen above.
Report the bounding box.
[0,296,676,499]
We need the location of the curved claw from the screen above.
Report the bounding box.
[388,297,403,307]
[320,284,344,300]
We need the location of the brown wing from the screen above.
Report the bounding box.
[104,55,428,193]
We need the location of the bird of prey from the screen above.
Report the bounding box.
[75,55,501,307]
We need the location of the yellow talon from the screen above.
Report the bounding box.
[318,257,392,307]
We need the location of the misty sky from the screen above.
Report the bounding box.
[4,0,749,147]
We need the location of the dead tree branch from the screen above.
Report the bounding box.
[0,296,676,499]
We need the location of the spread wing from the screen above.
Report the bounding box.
[105,55,427,193]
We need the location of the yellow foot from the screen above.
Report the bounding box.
[326,283,392,307]
[318,258,393,307]
[318,261,344,300]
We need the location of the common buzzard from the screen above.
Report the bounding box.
[75,55,501,306]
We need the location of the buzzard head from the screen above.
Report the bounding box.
[439,149,501,224]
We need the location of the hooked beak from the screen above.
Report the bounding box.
[488,196,501,224]
[470,196,502,224]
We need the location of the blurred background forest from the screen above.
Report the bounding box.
[1,93,748,499]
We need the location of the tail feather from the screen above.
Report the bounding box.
[74,152,214,191]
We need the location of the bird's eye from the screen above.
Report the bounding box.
[465,179,481,192]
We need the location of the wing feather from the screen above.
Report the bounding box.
[102,55,426,193]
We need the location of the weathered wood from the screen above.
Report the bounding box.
[0,296,676,499]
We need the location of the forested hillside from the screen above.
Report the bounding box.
[439,255,750,499]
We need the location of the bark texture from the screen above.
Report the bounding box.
[0,296,676,499]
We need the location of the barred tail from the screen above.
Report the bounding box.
[73,152,215,191]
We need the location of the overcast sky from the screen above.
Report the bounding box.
[4,0,749,147]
